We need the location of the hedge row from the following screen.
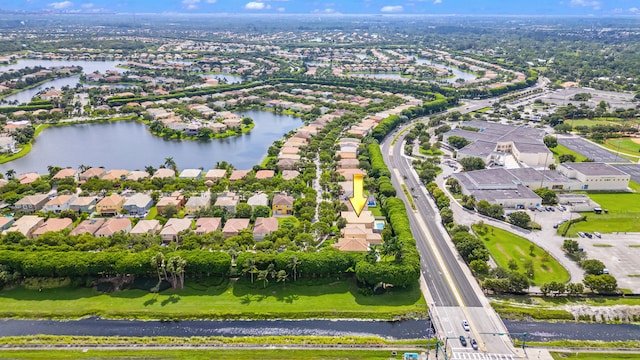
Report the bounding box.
[0,250,231,278]
[367,143,391,178]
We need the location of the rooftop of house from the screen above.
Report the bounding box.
[222,218,250,233]
[253,217,279,234]
[272,193,294,206]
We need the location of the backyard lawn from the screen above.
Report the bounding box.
[0,277,425,320]
[473,225,570,285]
[561,193,640,236]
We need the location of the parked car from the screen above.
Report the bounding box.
[578,232,585,238]
[459,336,467,347]
[470,338,479,350]
[462,320,470,331]
[594,232,602,238]
[584,232,593,239]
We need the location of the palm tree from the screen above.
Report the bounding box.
[5,169,15,180]
[164,157,177,172]
[288,256,300,281]
[243,258,258,284]
[257,270,269,289]
[150,252,167,283]
[145,165,157,175]
[276,270,288,289]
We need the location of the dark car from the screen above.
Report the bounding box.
[470,338,478,350]
[459,336,467,347]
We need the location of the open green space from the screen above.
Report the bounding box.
[0,349,415,360]
[629,181,640,193]
[552,353,640,360]
[560,193,640,236]
[0,278,425,320]
[491,294,640,308]
[474,225,569,285]
[551,144,588,163]
[604,138,640,157]
[567,118,623,127]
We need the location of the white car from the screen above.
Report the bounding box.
[462,320,470,331]
[594,232,602,238]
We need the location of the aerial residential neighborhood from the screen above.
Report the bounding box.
[0,4,639,360]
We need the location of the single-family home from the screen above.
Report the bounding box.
[101,169,130,181]
[3,215,44,237]
[14,194,49,213]
[94,218,132,237]
[18,173,40,185]
[205,169,227,181]
[70,218,106,236]
[222,218,250,238]
[96,194,126,216]
[179,169,202,179]
[156,193,185,214]
[229,170,250,181]
[281,170,300,180]
[52,168,77,181]
[31,218,73,238]
[79,167,106,182]
[332,237,369,252]
[195,217,222,235]
[255,170,275,180]
[152,168,175,179]
[42,194,77,213]
[214,191,240,213]
[127,170,150,181]
[222,117,242,129]
[130,219,162,236]
[0,217,15,231]
[247,192,269,209]
[184,193,210,215]
[272,194,294,216]
[252,217,278,241]
[340,211,375,229]
[123,193,154,215]
[69,196,97,214]
[160,218,193,243]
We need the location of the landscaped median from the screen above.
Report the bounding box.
[0,277,426,320]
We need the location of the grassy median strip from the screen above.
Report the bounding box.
[401,184,417,210]
[551,352,640,359]
[0,278,426,320]
[0,349,422,360]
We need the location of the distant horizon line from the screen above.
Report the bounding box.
[1,11,640,18]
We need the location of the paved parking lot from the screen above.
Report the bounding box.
[612,164,640,183]
[557,137,631,163]
[540,88,635,110]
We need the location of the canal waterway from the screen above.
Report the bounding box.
[416,58,477,84]
[0,318,429,340]
[0,318,637,342]
[0,110,302,174]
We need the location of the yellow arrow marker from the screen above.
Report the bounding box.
[349,173,367,217]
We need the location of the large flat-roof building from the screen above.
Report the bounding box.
[444,120,553,167]
[557,162,630,191]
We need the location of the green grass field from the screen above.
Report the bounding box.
[0,278,425,320]
[551,351,640,359]
[604,138,640,157]
[551,144,588,163]
[491,293,640,307]
[0,349,412,360]
[474,225,570,285]
[561,193,640,236]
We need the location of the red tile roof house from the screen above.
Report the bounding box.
[156,194,185,214]
[79,167,106,182]
[160,218,193,243]
[195,217,222,235]
[31,218,73,238]
[70,218,106,236]
[130,219,162,236]
[252,217,279,241]
[94,218,132,237]
[272,194,294,216]
[222,218,250,239]
[52,168,77,181]
[42,195,77,214]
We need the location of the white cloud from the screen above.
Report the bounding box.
[630,7,639,14]
[433,0,442,4]
[49,1,73,9]
[244,1,270,10]
[380,5,403,12]
[81,3,94,8]
[277,7,285,12]
[313,8,337,14]
[206,0,217,3]
[182,0,200,9]
[569,0,601,10]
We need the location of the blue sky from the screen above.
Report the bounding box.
[5,0,640,15]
